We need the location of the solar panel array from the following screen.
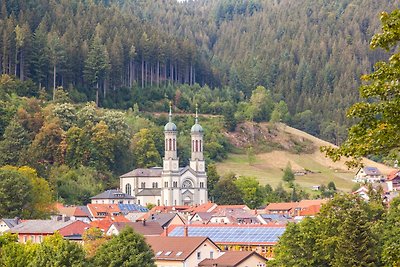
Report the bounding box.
[168,226,285,243]
[118,203,148,212]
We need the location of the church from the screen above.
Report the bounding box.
[120,107,208,206]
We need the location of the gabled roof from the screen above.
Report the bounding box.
[387,170,400,181]
[214,205,250,212]
[265,202,298,212]
[90,216,130,232]
[199,251,266,267]
[87,204,121,218]
[136,189,161,196]
[74,206,91,217]
[120,168,162,178]
[91,189,135,200]
[299,205,322,216]
[58,220,90,237]
[146,236,218,261]
[191,212,214,221]
[361,166,382,176]
[8,220,74,234]
[55,203,91,218]
[296,199,328,210]
[110,221,163,236]
[187,202,218,214]
[179,166,198,176]
[1,218,20,228]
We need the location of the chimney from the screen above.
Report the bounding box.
[164,226,169,237]
[184,225,189,237]
[142,219,146,226]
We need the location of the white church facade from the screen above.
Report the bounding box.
[120,107,208,206]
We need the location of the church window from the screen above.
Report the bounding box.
[164,182,168,187]
[173,139,176,151]
[182,180,193,188]
[200,140,202,152]
[141,182,146,188]
[200,182,204,188]
[169,139,172,151]
[173,181,178,187]
[152,182,158,188]
[125,183,132,195]
[192,140,195,152]
[195,140,199,152]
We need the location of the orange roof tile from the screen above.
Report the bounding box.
[58,220,90,237]
[87,204,121,218]
[296,199,329,209]
[387,170,400,181]
[265,202,298,212]
[299,205,321,216]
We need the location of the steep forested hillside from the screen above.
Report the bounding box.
[0,0,399,142]
[128,0,398,135]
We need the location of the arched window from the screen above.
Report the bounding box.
[192,140,195,152]
[173,139,176,151]
[200,140,202,152]
[169,139,172,151]
[125,183,132,196]
[195,140,199,152]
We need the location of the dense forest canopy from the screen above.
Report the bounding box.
[1,0,398,141]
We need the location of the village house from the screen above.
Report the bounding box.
[387,170,400,191]
[86,204,122,220]
[264,202,298,216]
[90,189,135,204]
[354,166,384,183]
[0,218,19,233]
[146,236,223,267]
[7,220,89,243]
[166,224,285,259]
[198,251,267,267]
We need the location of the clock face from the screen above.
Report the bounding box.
[182,180,193,188]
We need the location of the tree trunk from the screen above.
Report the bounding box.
[53,64,56,100]
[157,60,160,87]
[20,50,24,80]
[164,62,167,87]
[14,48,18,76]
[96,82,99,107]
[190,63,193,85]
[141,57,144,88]
[150,63,153,87]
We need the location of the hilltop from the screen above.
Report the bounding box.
[217,122,392,192]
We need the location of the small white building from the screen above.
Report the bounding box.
[353,167,384,183]
[90,189,135,204]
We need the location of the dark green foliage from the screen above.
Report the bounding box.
[30,233,87,267]
[212,173,244,205]
[0,120,30,166]
[0,169,32,218]
[92,227,156,267]
[271,194,382,266]
[282,162,295,185]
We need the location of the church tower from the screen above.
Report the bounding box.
[163,104,179,173]
[190,105,205,173]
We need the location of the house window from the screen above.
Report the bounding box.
[197,252,201,260]
[38,235,42,243]
[125,183,132,196]
[174,200,177,206]
[157,199,160,206]
[210,251,214,259]
[138,200,140,205]
[173,181,178,187]
[23,235,27,243]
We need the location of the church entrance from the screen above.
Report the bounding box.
[183,196,192,206]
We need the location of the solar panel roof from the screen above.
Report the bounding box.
[118,203,148,212]
[168,226,285,243]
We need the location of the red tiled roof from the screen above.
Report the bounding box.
[299,205,321,216]
[387,170,400,181]
[187,202,218,214]
[58,220,90,237]
[87,204,121,217]
[296,199,328,209]
[265,202,298,212]
[215,205,250,212]
[90,216,130,231]
[110,221,163,236]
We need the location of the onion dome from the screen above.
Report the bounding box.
[191,105,204,133]
[164,104,177,131]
